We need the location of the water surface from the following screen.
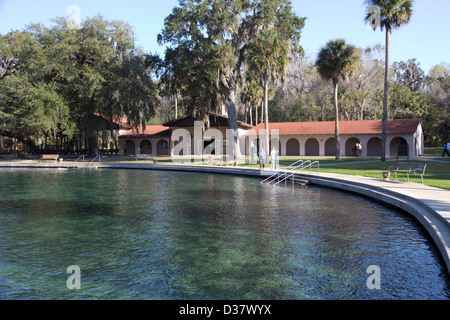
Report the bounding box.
[0,168,449,299]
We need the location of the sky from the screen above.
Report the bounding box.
[0,0,449,74]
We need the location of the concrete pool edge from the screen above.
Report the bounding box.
[1,160,450,276]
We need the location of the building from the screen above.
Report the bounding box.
[244,119,424,158]
[119,115,424,158]
[118,113,252,156]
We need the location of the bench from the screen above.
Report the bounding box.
[41,154,59,162]
[135,154,157,164]
[389,162,426,184]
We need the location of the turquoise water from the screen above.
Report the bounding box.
[0,168,449,300]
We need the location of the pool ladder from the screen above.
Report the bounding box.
[84,155,101,169]
[68,155,100,169]
[260,160,319,187]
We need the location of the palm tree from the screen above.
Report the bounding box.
[248,29,290,154]
[241,79,263,126]
[316,39,360,160]
[365,0,413,161]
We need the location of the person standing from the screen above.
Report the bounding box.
[251,143,258,164]
[443,143,450,157]
[358,143,363,157]
[275,148,279,170]
[259,148,266,169]
[270,147,277,170]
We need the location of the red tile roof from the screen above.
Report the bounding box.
[246,119,421,136]
[163,112,253,130]
[119,125,170,138]
[93,113,132,129]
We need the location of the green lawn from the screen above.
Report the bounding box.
[319,160,450,190]
[422,147,447,157]
[2,148,449,190]
[143,154,450,190]
[87,150,450,190]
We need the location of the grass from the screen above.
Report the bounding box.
[318,160,450,190]
[135,154,449,190]
[2,148,449,190]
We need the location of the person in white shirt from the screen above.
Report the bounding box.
[270,147,277,169]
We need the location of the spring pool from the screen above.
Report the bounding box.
[0,168,449,299]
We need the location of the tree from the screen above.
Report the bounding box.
[54,16,158,156]
[0,25,74,150]
[241,78,263,126]
[428,63,450,80]
[316,39,360,160]
[0,16,159,156]
[392,58,424,91]
[158,0,305,159]
[365,0,413,161]
[247,28,292,154]
[388,83,428,119]
[423,72,450,146]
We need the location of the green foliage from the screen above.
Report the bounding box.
[365,0,414,32]
[316,39,361,86]
[0,15,159,151]
[388,82,428,119]
[158,0,305,127]
[392,58,424,91]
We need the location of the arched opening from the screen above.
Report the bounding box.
[286,138,300,156]
[139,140,152,154]
[124,140,136,156]
[157,139,169,156]
[367,137,382,157]
[345,137,360,157]
[325,138,336,156]
[305,138,319,156]
[390,137,408,158]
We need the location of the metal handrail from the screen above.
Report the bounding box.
[260,160,306,184]
[298,161,320,175]
[84,155,101,168]
[261,160,320,185]
[267,160,313,185]
[73,155,85,163]
[263,160,320,187]
[273,171,296,186]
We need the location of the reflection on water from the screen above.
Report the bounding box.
[0,168,449,300]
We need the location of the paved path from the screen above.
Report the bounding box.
[310,171,450,224]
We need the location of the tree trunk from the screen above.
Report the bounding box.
[261,101,264,125]
[255,101,258,126]
[174,92,178,119]
[249,103,253,126]
[0,129,38,151]
[221,88,241,160]
[333,81,340,161]
[263,73,270,154]
[381,28,391,162]
[87,136,99,158]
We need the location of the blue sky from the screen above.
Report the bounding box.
[0,0,449,73]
